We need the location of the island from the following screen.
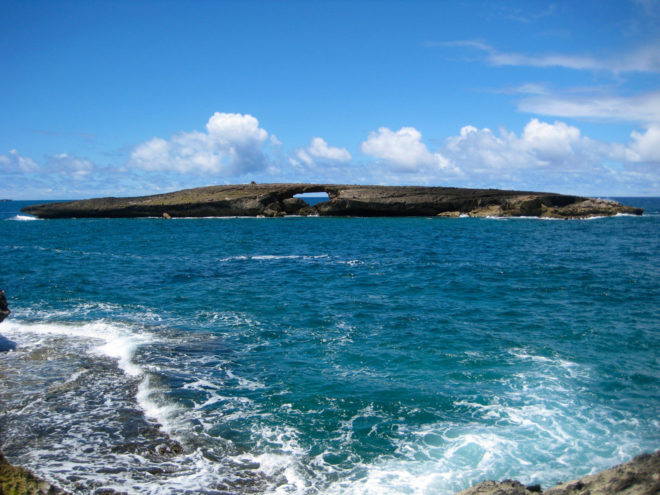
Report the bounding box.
[21,183,642,219]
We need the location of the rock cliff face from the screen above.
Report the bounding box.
[456,450,660,495]
[21,184,643,219]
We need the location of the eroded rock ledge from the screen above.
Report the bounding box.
[21,184,643,219]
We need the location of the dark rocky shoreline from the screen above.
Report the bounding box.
[21,183,643,219]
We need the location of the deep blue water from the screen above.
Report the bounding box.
[0,198,659,494]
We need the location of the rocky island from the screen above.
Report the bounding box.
[21,183,643,219]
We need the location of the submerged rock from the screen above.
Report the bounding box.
[456,450,660,495]
[21,184,643,219]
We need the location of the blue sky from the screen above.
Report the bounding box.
[1,0,659,199]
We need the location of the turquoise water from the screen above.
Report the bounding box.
[1,199,659,494]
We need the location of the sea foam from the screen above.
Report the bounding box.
[7,214,39,221]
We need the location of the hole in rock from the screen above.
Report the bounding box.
[293,192,330,206]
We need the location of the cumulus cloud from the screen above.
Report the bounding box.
[446,119,595,172]
[440,118,659,194]
[445,126,527,172]
[361,126,454,172]
[0,149,39,173]
[627,125,660,162]
[356,120,636,191]
[3,115,659,199]
[130,112,272,176]
[521,118,582,160]
[294,137,351,167]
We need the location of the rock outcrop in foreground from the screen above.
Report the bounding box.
[0,451,63,494]
[457,451,660,495]
[21,184,643,219]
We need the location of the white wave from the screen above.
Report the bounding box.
[217,255,249,261]
[252,254,301,260]
[12,301,163,328]
[226,369,266,390]
[320,346,650,495]
[322,405,646,495]
[337,259,362,266]
[0,319,182,432]
[217,254,331,262]
[135,375,184,433]
[7,214,40,221]
[480,214,636,221]
[252,254,329,260]
[483,215,563,221]
[614,213,642,218]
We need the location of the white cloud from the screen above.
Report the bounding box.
[627,125,660,162]
[294,137,352,167]
[3,116,659,199]
[438,40,660,74]
[440,118,659,194]
[130,112,272,176]
[521,118,582,160]
[446,119,595,172]
[518,90,660,124]
[445,125,528,171]
[205,112,268,145]
[0,149,39,173]
[355,120,654,193]
[131,138,170,169]
[361,126,454,172]
[48,153,95,177]
[307,137,352,162]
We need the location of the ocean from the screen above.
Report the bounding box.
[1,198,659,494]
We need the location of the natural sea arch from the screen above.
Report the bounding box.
[293,191,330,206]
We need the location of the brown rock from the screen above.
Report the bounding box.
[20,184,643,219]
[545,451,660,495]
[456,451,660,495]
[0,450,64,494]
[469,205,504,217]
[456,479,539,495]
[281,197,309,214]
